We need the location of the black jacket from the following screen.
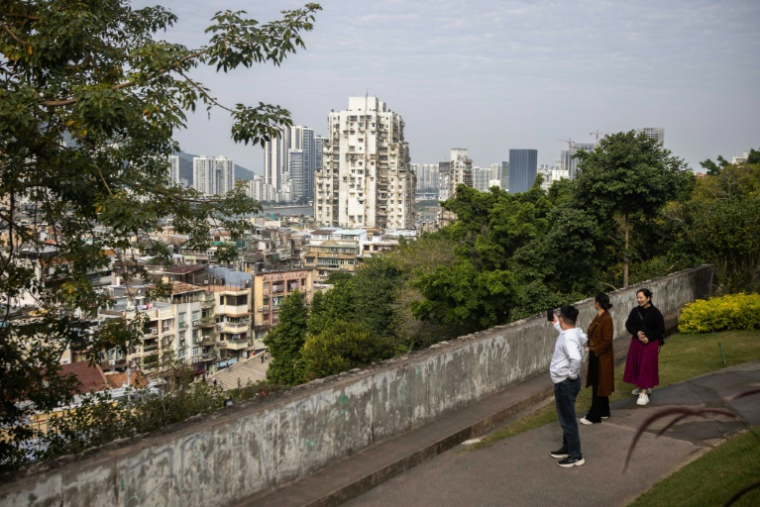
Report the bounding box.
[625,304,665,343]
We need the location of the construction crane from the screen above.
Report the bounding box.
[589,130,605,148]
[557,138,574,153]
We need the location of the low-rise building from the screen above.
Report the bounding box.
[252,268,314,341]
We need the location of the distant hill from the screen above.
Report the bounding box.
[175,152,255,185]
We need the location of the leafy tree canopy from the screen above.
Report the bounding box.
[0,0,321,469]
[574,131,692,286]
[301,321,394,380]
[264,290,309,386]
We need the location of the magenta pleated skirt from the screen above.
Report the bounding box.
[623,337,660,389]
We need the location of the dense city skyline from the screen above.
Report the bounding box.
[133,0,760,173]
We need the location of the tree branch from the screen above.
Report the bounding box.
[1,22,27,45]
[40,49,208,108]
[177,70,234,114]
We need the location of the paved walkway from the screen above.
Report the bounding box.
[244,360,760,507]
[344,361,760,507]
[208,353,269,391]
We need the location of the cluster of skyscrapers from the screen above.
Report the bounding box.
[264,126,324,203]
[410,128,665,197]
[168,155,236,196]
[169,97,665,229]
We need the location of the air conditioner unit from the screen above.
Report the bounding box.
[216,323,224,331]
[150,328,158,335]
[258,307,263,312]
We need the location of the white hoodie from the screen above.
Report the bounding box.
[550,322,588,384]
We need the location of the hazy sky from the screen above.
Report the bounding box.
[133,0,760,173]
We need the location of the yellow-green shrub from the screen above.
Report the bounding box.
[679,293,760,333]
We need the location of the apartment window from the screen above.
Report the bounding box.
[192,347,199,356]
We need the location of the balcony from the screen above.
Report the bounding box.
[201,295,215,309]
[222,320,250,333]
[201,351,217,361]
[143,344,158,353]
[179,322,188,329]
[199,336,217,346]
[225,339,249,351]
[200,316,216,328]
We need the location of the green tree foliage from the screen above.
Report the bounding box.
[264,291,309,386]
[307,279,355,336]
[574,131,692,287]
[382,234,459,349]
[699,155,729,176]
[301,321,394,380]
[412,259,518,330]
[674,149,760,292]
[0,0,321,469]
[324,271,354,285]
[687,196,760,293]
[351,257,403,338]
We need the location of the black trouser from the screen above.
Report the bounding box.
[586,350,610,423]
[554,377,582,459]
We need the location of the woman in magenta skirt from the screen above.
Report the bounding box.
[623,288,665,406]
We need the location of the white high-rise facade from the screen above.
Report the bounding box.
[263,128,291,198]
[472,166,494,192]
[315,97,415,229]
[439,148,473,201]
[263,125,320,201]
[637,128,665,146]
[168,155,181,185]
[411,164,439,194]
[192,155,234,196]
[560,142,595,180]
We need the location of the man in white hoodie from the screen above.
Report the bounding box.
[549,305,588,468]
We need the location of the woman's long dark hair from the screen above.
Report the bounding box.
[637,288,653,303]
[595,292,613,311]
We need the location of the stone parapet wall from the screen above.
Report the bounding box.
[0,265,713,507]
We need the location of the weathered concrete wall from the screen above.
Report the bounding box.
[0,266,713,507]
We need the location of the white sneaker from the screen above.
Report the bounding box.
[579,417,593,425]
[636,392,650,406]
[632,388,653,395]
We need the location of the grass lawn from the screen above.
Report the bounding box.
[629,427,760,507]
[467,329,760,451]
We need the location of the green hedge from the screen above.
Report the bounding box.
[679,293,760,333]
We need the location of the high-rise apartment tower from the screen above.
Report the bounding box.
[561,142,595,180]
[439,148,473,201]
[192,155,234,196]
[264,126,320,201]
[315,97,415,229]
[637,128,665,146]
